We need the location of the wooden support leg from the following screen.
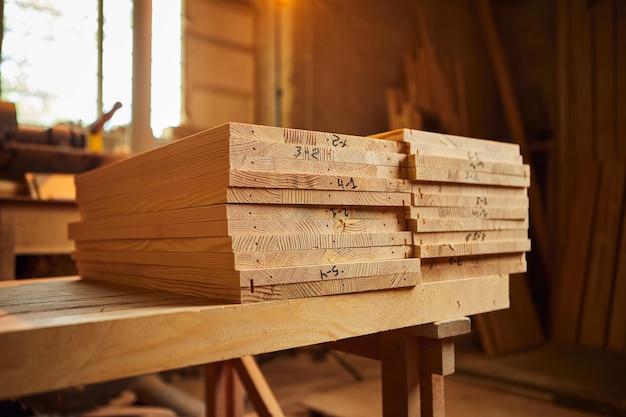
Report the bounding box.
[205,361,245,417]
[381,330,421,417]
[233,356,286,417]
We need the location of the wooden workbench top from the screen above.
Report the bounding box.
[0,275,509,399]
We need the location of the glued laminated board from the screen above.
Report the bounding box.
[408,217,528,233]
[407,206,527,220]
[409,166,530,187]
[412,182,527,198]
[408,154,528,177]
[412,193,528,208]
[75,232,414,253]
[415,239,530,258]
[421,253,526,282]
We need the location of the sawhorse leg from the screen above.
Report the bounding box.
[327,317,471,417]
[205,356,286,417]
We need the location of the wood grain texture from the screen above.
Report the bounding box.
[408,206,527,220]
[409,166,529,187]
[421,253,526,283]
[407,142,523,164]
[412,193,528,208]
[75,232,413,254]
[0,275,510,398]
[413,182,527,198]
[372,128,520,155]
[409,154,528,177]
[415,239,530,258]
[413,229,527,245]
[408,217,528,233]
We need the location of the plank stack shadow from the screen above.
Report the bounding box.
[69,123,529,304]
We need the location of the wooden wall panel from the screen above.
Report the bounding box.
[183,0,256,130]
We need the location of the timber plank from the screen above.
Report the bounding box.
[409,166,530,187]
[409,154,528,177]
[408,206,528,220]
[75,232,414,253]
[70,204,404,231]
[240,273,419,303]
[408,217,528,233]
[230,155,407,179]
[413,183,527,198]
[579,160,625,348]
[407,142,523,164]
[73,245,413,270]
[77,258,420,287]
[421,253,526,282]
[415,239,531,258]
[413,229,528,245]
[372,128,520,155]
[227,188,410,207]
[70,218,405,241]
[551,163,600,344]
[412,193,528,208]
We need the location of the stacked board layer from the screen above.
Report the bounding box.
[371,128,530,282]
[69,123,420,303]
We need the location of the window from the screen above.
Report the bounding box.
[0,0,181,139]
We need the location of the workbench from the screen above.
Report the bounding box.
[0,197,78,279]
[0,274,509,416]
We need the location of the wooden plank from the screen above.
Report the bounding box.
[205,360,245,417]
[592,0,616,160]
[380,331,421,417]
[372,128,520,155]
[409,166,530,187]
[230,154,407,179]
[414,229,528,245]
[579,160,625,347]
[405,316,472,339]
[70,204,404,231]
[73,245,413,270]
[75,232,414,254]
[421,254,526,283]
[78,189,410,220]
[413,193,528,208]
[406,142,523,164]
[551,163,600,344]
[408,206,528,220]
[241,273,419,303]
[77,258,420,287]
[413,182,527,198]
[233,356,286,417]
[228,170,411,193]
[607,182,626,350]
[408,217,528,233]
[415,239,530,259]
[409,153,528,177]
[70,218,405,241]
[228,188,410,207]
[0,275,509,399]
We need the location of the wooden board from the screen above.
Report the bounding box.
[415,239,530,258]
[79,189,411,220]
[579,160,625,348]
[408,206,527,220]
[0,275,509,399]
[240,273,419,302]
[406,142,523,164]
[414,229,528,245]
[73,245,413,270]
[70,218,406,241]
[77,258,420,287]
[371,128,520,155]
[70,204,405,231]
[408,154,528,177]
[421,253,525,282]
[408,218,528,233]
[75,232,414,253]
[412,193,528,208]
[409,166,529,187]
[230,154,407,179]
[412,183,527,198]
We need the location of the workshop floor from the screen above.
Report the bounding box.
[168,348,602,417]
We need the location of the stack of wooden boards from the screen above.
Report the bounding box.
[371,128,530,284]
[69,123,420,303]
[68,122,531,305]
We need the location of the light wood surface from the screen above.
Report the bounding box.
[0,274,509,399]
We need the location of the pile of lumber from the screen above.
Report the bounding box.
[69,122,531,305]
[69,123,421,303]
[371,128,530,284]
